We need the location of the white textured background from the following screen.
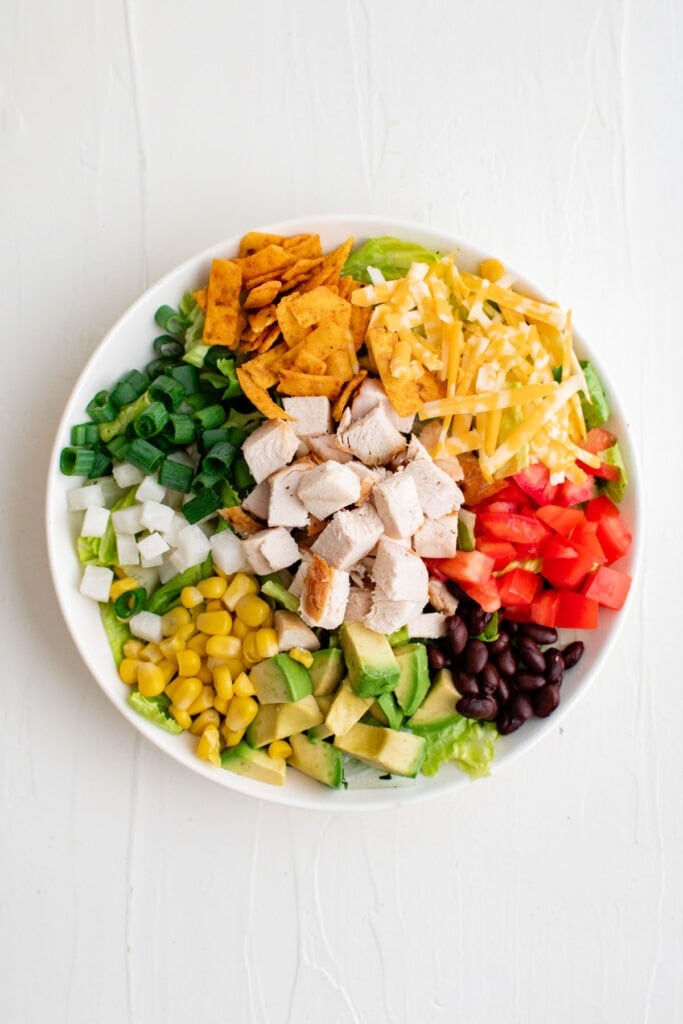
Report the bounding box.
[1,1,679,1021]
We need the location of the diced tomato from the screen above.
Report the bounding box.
[513,464,559,505]
[497,567,542,606]
[475,539,518,571]
[514,541,550,560]
[458,577,502,612]
[502,603,534,622]
[541,551,594,589]
[554,476,596,507]
[536,504,586,536]
[478,512,551,546]
[554,590,599,629]
[581,427,618,453]
[423,558,449,581]
[531,590,561,627]
[581,565,632,610]
[543,535,581,559]
[477,500,522,515]
[568,521,607,565]
[595,515,633,565]
[436,550,495,585]
[585,495,620,522]
[576,459,621,482]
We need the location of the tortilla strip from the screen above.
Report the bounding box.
[276,370,345,399]
[331,369,367,422]
[236,364,292,420]
[203,259,243,349]
[243,280,282,309]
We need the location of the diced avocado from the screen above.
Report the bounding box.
[325,677,375,737]
[315,693,336,717]
[393,643,431,717]
[387,625,410,647]
[601,441,628,502]
[457,508,476,551]
[580,360,611,428]
[220,741,287,786]
[407,668,461,730]
[339,621,400,698]
[246,694,323,748]
[249,653,312,704]
[128,690,183,734]
[288,733,345,789]
[375,691,404,730]
[334,723,426,778]
[309,647,345,696]
[308,694,336,740]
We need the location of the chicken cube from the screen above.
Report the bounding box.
[305,433,354,463]
[366,598,425,635]
[242,479,271,521]
[372,537,429,606]
[267,461,313,529]
[242,419,300,484]
[337,404,407,467]
[282,396,332,437]
[371,471,424,539]
[412,513,460,558]
[273,610,320,652]
[344,586,373,623]
[299,554,350,630]
[407,612,449,639]
[296,462,361,521]
[242,526,300,575]
[310,503,384,571]
[402,459,464,518]
[350,377,415,433]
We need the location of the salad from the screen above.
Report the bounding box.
[58,229,634,790]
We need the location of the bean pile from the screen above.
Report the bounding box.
[427,590,585,736]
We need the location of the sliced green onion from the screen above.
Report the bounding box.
[113,587,147,620]
[158,458,194,493]
[232,455,255,493]
[153,335,184,359]
[184,391,212,412]
[87,451,113,479]
[145,356,174,379]
[199,427,232,451]
[182,344,210,368]
[220,481,241,508]
[169,363,199,395]
[149,374,185,411]
[60,446,97,476]
[203,441,237,475]
[225,424,249,447]
[193,404,225,429]
[155,305,189,335]
[99,392,151,443]
[192,470,222,492]
[204,346,234,370]
[71,422,100,446]
[163,413,196,445]
[86,390,117,423]
[215,357,242,398]
[125,438,164,474]
[133,400,169,438]
[182,487,222,524]
[111,369,150,408]
[107,435,130,461]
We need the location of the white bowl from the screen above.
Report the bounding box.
[45,215,642,810]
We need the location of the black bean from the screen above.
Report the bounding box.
[463,639,488,674]
[519,622,558,646]
[502,619,519,636]
[496,677,511,704]
[496,648,517,677]
[544,649,564,685]
[515,671,547,692]
[446,615,468,656]
[428,646,449,671]
[496,711,524,735]
[480,662,502,695]
[454,669,479,696]
[456,695,497,721]
[562,641,585,670]
[532,684,561,717]
[515,635,546,674]
[467,607,493,636]
[509,692,534,721]
[488,630,510,655]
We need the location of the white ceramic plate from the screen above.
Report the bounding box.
[45,215,641,810]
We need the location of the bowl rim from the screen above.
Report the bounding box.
[45,213,643,811]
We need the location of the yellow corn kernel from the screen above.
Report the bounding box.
[196,724,221,766]
[213,694,231,714]
[235,594,272,628]
[268,740,292,760]
[213,664,234,700]
[157,659,177,686]
[241,633,260,667]
[220,723,245,747]
[479,257,505,283]
[140,642,163,664]
[161,606,191,636]
[254,627,279,660]
[205,634,241,659]
[110,577,140,602]
[198,575,228,600]
[175,622,196,644]
[206,599,226,613]
[118,658,140,686]
[172,676,203,711]
[189,708,221,736]
[122,638,145,659]
[288,646,314,669]
[137,661,166,698]
[196,610,232,636]
[197,665,214,685]
[212,564,229,580]
[159,634,184,661]
[225,696,258,732]
[180,585,204,609]
[186,632,208,656]
[215,656,245,679]
[222,572,259,611]
[169,704,191,730]
[165,677,181,702]
[187,685,216,716]
[233,671,256,698]
[176,648,202,677]
[231,617,250,641]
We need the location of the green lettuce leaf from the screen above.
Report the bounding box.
[146,555,213,615]
[128,691,183,734]
[414,716,497,780]
[342,237,439,284]
[77,486,137,567]
[99,601,131,667]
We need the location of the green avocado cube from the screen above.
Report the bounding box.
[220,741,287,786]
[288,733,345,789]
[334,723,426,778]
[393,643,431,717]
[339,621,400,698]
[309,647,345,696]
[249,653,312,704]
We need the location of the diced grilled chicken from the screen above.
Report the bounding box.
[305,433,355,463]
[299,553,350,630]
[242,526,300,575]
[349,377,415,433]
[344,586,373,622]
[267,461,313,529]
[282,396,333,437]
[337,404,407,467]
[371,471,424,539]
[310,503,384,571]
[372,537,429,606]
[242,479,271,521]
[242,419,300,484]
[366,598,424,635]
[296,461,361,521]
[402,459,464,518]
[427,578,458,616]
[273,610,320,652]
[412,514,459,558]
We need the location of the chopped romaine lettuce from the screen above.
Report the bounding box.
[100,601,131,667]
[128,691,183,734]
[342,236,439,284]
[145,555,213,615]
[601,441,628,502]
[413,716,497,780]
[261,578,300,612]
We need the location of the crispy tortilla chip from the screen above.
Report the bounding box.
[282,233,322,257]
[194,286,207,310]
[417,370,446,405]
[288,286,351,330]
[325,347,354,380]
[331,369,367,422]
[237,245,296,287]
[367,326,423,417]
[349,302,372,352]
[237,364,291,420]
[247,304,278,334]
[256,323,282,353]
[203,259,243,349]
[243,280,281,309]
[276,292,314,347]
[293,321,353,366]
[301,237,354,291]
[292,349,328,375]
[277,370,345,399]
[238,232,285,258]
[218,506,264,537]
[247,343,288,387]
[280,257,325,286]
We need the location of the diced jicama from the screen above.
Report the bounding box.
[112,504,143,535]
[112,461,144,488]
[210,529,249,575]
[140,500,176,534]
[115,533,140,566]
[67,482,106,512]
[137,532,170,561]
[168,523,212,573]
[135,475,166,503]
[129,610,163,644]
[80,564,114,602]
[81,505,110,539]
